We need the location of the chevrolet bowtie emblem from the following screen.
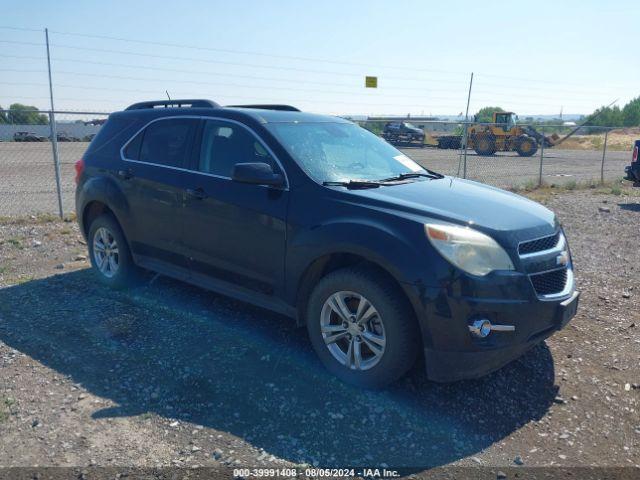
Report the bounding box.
[556,251,569,266]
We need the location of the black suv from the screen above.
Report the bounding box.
[76,99,579,388]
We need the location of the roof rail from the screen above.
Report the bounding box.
[125,99,220,111]
[226,104,300,112]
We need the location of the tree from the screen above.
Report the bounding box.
[584,97,640,128]
[0,105,6,124]
[622,97,640,127]
[474,106,505,123]
[6,103,48,125]
[588,105,623,127]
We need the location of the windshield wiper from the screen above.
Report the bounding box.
[322,180,383,189]
[378,171,444,182]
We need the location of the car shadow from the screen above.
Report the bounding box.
[0,270,558,471]
[618,202,640,212]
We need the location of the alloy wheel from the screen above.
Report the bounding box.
[92,227,119,278]
[320,291,386,370]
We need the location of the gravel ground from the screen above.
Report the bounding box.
[0,186,639,478]
[0,141,631,216]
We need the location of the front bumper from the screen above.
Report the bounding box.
[402,274,579,382]
[426,291,579,382]
[426,290,578,382]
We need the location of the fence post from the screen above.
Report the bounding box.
[47,111,64,218]
[538,125,545,187]
[600,129,609,185]
[45,28,64,219]
[461,72,473,179]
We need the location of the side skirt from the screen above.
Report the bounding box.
[134,254,297,319]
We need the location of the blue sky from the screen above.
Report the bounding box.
[0,0,638,116]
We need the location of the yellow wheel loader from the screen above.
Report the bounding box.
[427,102,616,157]
[467,112,560,157]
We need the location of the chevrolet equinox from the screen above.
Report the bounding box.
[75,99,579,388]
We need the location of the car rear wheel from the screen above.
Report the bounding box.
[87,214,138,289]
[306,267,419,388]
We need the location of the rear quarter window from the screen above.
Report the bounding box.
[123,131,143,160]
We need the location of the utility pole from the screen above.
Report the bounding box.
[45,28,64,219]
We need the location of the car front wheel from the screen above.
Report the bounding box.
[306,267,419,388]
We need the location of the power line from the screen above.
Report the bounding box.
[0,28,629,114]
[0,25,42,32]
[45,42,470,83]
[0,77,608,106]
[0,79,468,102]
[42,27,640,91]
[0,89,595,111]
[1,38,634,93]
[0,39,43,47]
[0,68,46,73]
[44,27,467,76]
[0,53,46,61]
[1,29,636,93]
[6,39,456,82]
[8,54,468,90]
[0,51,620,101]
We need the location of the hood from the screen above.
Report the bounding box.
[340,177,557,243]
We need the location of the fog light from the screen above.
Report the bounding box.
[469,319,492,338]
[468,319,516,338]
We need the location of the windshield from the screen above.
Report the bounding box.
[266,122,426,183]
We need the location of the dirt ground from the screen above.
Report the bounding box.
[0,186,639,478]
[556,128,640,152]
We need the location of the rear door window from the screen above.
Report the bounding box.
[137,118,198,168]
[198,120,276,177]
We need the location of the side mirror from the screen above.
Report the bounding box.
[232,162,284,187]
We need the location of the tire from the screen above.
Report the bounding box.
[515,136,538,157]
[87,213,139,289]
[306,266,419,388]
[473,134,497,156]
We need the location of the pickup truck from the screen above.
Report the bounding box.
[625,140,639,186]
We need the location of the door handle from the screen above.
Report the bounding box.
[117,168,134,180]
[186,187,207,200]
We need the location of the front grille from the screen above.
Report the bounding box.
[530,268,568,296]
[519,232,560,255]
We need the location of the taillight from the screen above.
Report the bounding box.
[74,159,85,184]
[633,146,638,164]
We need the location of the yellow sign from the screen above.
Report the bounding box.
[365,76,378,88]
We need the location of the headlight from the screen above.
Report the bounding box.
[425,223,514,276]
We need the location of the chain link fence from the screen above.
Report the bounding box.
[0,111,633,218]
[357,119,632,189]
[0,110,108,217]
